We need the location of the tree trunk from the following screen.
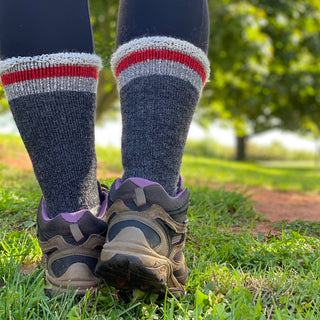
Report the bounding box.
[236,136,247,161]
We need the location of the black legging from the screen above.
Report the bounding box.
[116,0,209,52]
[0,0,209,59]
[0,0,94,58]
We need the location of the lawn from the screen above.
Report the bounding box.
[1,134,320,319]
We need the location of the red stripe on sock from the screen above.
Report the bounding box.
[1,65,99,86]
[115,49,206,85]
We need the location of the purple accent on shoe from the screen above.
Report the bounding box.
[41,199,88,222]
[114,178,122,190]
[41,191,108,222]
[129,177,161,188]
[60,210,88,223]
[41,199,52,221]
[173,176,185,198]
[97,192,108,219]
[177,176,183,193]
[117,176,186,199]
[173,187,186,199]
[114,177,159,190]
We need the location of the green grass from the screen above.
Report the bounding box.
[1,134,320,319]
[181,156,320,193]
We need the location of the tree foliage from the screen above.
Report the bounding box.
[0,85,8,113]
[201,0,320,159]
[0,0,319,157]
[90,0,119,121]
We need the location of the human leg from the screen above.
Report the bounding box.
[96,0,210,297]
[0,0,100,217]
[116,0,210,196]
[0,0,107,294]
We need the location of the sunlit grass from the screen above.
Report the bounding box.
[2,134,318,193]
[181,155,320,193]
[1,133,320,318]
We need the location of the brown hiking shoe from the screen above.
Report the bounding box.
[95,177,189,298]
[37,185,108,296]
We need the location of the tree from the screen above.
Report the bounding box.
[90,0,120,122]
[1,0,320,151]
[201,0,320,160]
[0,85,8,114]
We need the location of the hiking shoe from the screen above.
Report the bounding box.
[95,177,189,298]
[37,185,108,296]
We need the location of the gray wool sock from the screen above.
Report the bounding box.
[0,52,102,217]
[111,36,210,196]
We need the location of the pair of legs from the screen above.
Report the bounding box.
[0,0,209,215]
[0,0,210,296]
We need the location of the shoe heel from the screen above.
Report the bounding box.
[100,227,170,265]
[97,227,171,291]
[46,263,99,295]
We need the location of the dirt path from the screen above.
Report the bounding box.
[248,187,320,234]
[2,147,320,229]
[249,187,320,222]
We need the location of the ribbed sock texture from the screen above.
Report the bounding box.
[111,36,210,196]
[0,53,102,217]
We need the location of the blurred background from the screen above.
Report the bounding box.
[1,0,320,164]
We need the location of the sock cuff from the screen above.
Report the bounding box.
[111,36,210,93]
[0,52,102,101]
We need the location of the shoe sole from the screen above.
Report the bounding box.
[95,227,185,298]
